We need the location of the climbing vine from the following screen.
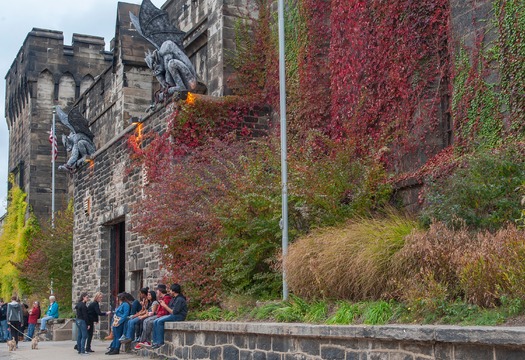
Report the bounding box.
[0,177,39,299]
[329,0,450,161]
[452,46,503,150]
[493,0,525,132]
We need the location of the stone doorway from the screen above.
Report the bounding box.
[109,221,126,309]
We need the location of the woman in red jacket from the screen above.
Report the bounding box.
[27,301,40,340]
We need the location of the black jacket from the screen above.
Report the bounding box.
[0,303,6,321]
[87,301,107,324]
[168,294,188,320]
[75,301,89,322]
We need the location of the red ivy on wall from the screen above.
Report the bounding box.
[328,0,449,159]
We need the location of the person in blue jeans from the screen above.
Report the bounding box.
[106,293,131,355]
[39,296,59,332]
[151,284,187,349]
[0,299,8,342]
[120,288,152,344]
[74,293,90,355]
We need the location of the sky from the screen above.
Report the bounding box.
[0,0,165,216]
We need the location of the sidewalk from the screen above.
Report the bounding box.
[0,340,141,360]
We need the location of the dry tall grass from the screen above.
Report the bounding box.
[286,214,525,307]
[284,213,418,300]
[394,223,525,307]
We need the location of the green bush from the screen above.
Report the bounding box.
[421,145,525,231]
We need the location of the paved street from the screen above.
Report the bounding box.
[0,340,141,360]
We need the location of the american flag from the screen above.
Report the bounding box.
[49,126,57,161]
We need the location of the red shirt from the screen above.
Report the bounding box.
[28,306,41,324]
[156,295,172,317]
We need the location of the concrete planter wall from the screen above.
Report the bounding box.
[137,322,525,360]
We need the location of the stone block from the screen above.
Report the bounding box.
[223,345,240,359]
[320,345,346,360]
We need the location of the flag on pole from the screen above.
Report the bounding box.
[49,126,57,161]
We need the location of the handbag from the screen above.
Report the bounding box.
[112,315,121,327]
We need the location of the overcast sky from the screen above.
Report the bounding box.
[0,0,165,216]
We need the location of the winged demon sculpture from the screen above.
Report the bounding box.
[56,106,96,173]
[130,0,198,101]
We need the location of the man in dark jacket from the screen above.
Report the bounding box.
[0,299,7,342]
[151,283,187,348]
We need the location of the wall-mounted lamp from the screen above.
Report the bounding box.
[130,116,143,125]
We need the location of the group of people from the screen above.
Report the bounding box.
[0,295,59,349]
[74,283,186,356]
[74,291,111,355]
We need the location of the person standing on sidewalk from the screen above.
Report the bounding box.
[75,292,90,355]
[27,301,41,340]
[0,298,8,342]
[7,296,23,348]
[86,292,110,352]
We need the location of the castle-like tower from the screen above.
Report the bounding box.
[5,29,112,223]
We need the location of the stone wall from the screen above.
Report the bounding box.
[393,0,497,212]
[72,102,172,335]
[4,28,112,223]
[139,322,525,360]
[72,98,270,336]
[164,0,258,96]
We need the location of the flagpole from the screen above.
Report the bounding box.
[52,106,56,228]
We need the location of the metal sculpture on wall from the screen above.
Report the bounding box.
[56,106,96,173]
[130,0,198,102]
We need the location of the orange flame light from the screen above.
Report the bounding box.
[86,158,95,171]
[135,122,143,142]
[185,92,196,105]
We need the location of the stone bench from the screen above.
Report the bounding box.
[37,318,74,341]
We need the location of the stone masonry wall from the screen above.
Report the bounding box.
[72,98,270,337]
[139,322,525,360]
[5,28,112,223]
[72,103,172,335]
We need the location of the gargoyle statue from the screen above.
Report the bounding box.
[55,106,96,173]
[130,0,198,101]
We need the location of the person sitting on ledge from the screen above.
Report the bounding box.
[151,283,187,349]
[39,296,59,333]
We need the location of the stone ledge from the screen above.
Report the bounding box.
[165,322,525,347]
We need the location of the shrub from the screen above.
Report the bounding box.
[20,202,73,303]
[420,144,525,231]
[285,211,418,300]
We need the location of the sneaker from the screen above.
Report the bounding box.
[134,343,142,350]
[120,337,132,344]
[140,341,151,348]
[151,343,163,349]
[118,335,126,341]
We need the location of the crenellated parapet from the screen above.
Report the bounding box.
[5,28,112,127]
